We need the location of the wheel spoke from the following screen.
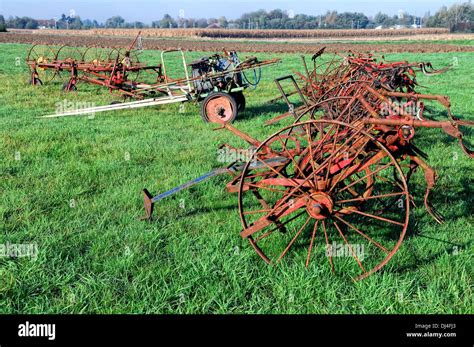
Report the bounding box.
[239,119,409,280]
[276,135,316,190]
[338,161,392,194]
[334,215,389,254]
[242,208,271,215]
[254,156,308,198]
[305,220,319,267]
[246,182,288,194]
[256,211,307,241]
[269,125,364,215]
[339,208,405,227]
[322,220,335,273]
[332,219,367,274]
[375,174,405,191]
[276,216,312,263]
[328,136,371,193]
[304,123,318,178]
[324,123,341,190]
[335,191,405,204]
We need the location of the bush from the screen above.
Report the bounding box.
[0,24,7,32]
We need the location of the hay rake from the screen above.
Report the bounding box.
[29,34,280,123]
[26,33,162,94]
[270,50,473,224]
[143,50,473,281]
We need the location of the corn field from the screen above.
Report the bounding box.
[37,28,450,39]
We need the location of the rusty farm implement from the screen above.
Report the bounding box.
[142,50,473,281]
[27,34,279,123]
[26,33,154,92]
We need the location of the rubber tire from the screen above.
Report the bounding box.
[232,92,246,113]
[200,92,238,124]
[62,82,77,92]
[29,78,42,86]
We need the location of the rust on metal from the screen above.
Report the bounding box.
[141,49,472,281]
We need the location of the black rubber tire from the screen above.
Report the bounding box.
[200,92,238,124]
[232,92,246,113]
[29,78,42,86]
[62,82,77,92]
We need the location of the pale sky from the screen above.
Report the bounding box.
[0,0,462,22]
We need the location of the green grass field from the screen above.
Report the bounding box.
[0,43,472,313]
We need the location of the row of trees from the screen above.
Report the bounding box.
[1,15,38,29]
[0,14,92,30]
[1,2,472,31]
[147,10,375,29]
[425,2,473,29]
[0,15,6,31]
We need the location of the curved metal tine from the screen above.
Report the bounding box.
[270,123,362,215]
[328,135,371,193]
[459,138,474,158]
[275,135,314,188]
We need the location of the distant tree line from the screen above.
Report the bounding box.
[0,15,6,32]
[2,15,39,29]
[425,2,473,30]
[1,1,472,31]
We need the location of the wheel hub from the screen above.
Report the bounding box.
[205,96,233,123]
[306,192,333,220]
[215,106,226,118]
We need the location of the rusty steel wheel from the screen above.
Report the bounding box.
[26,44,58,83]
[238,119,410,281]
[201,92,238,124]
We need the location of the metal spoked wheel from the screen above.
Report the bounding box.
[108,48,141,82]
[238,119,410,281]
[56,45,85,79]
[26,44,58,83]
[82,46,111,67]
[201,92,238,124]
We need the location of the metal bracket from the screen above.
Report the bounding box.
[274,75,308,119]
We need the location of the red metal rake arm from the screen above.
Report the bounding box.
[363,117,474,158]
